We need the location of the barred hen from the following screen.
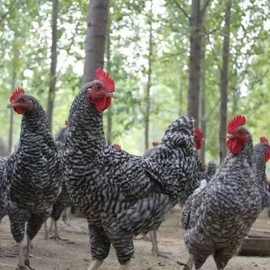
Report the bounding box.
[143,130,205,258]
[0,157,9,221]
[252,137,270,208]
[63,69,201,270]
[7,88,62,270]
[183,115,265,270]
[44,126,72,240]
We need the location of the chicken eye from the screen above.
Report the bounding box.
[96,85,102,90]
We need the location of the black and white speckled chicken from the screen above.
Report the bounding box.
[44,126,73,240]
[0,157,10,221]
[252,136,270,208]
[7,88,62,270]
[182,115,266,270]
[63,69,201,270]
[142,130,205,258]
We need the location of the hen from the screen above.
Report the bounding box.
[183,115,266,270]
[44,126,72,240]
[252,136,270,208]
[0,157,10,221]
[63,69,201,270]
[7,88,62,270]
[143,130,205,258]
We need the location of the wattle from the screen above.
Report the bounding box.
[14,105,27,114]
[95,97,112,112]
[227,138,244,155]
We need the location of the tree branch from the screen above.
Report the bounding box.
[173,0,190,20]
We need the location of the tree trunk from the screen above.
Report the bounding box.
[83,0,109,83]
[219,0,232,162]
[8,68,16,153]
[199,0,209,165]
[187,0,211,127]
[188,0,202,127]
[8,36,19,153]
[106,12,113,144]
[199,34,206,165]
[47,0,59,131]
[178,72,185,116]
[144,0,153,150]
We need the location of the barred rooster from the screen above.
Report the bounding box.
[183,116,266,270]
[7,88,62,270]
[63,69,201,270]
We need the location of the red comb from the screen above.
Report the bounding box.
[227,115,247,134]
[194,128,204,150]
[10,87,25,104]
[96,68,115,92]
[260,137,269,145]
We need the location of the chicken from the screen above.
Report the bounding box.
[7,88,62,270]
[0,157,9,221]
[252,137,270,208]
[142,130,205,258]
[63,68,201,270]
[44,126,73,240]
[182,115,266,270]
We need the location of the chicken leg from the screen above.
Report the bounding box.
[24,237,35,270]
[150,230,171,258]
[49,219,62,240]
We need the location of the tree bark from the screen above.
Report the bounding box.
[199,0,209,165]
[83,0,109,83]
[187,0,211,127]
[199,34,206,165]
[8,35,19,153]
[47,0,59,131]
[106,12,113,144]
[144,0,153,150]
[188,0,202,127]
[8,68,16,153]
[219,0,232,162]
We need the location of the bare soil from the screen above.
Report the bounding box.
[1,209,270,270]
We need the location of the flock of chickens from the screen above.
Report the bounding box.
[0,68,270,270]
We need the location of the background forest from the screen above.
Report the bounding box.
[1,0,270,164]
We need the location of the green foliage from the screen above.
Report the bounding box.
[1,0,270,162]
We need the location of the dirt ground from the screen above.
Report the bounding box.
[1,209,270,270]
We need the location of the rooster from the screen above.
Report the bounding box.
[7,88,62,270]
[183,115,267,270]
[63,68,201,270]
